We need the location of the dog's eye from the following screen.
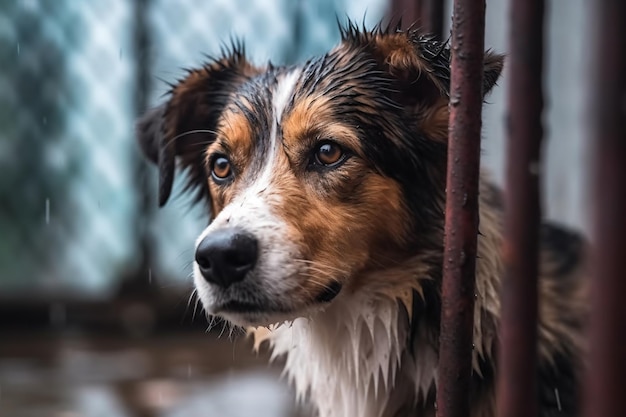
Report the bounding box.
[314,142,345,167]
[211,156,232,180]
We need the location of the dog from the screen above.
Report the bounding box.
[136,22,587,417]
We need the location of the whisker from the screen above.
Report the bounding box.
[167,129,219,144]
[308,278,337,288]
[207,315,217,332]
[192,292,202,322]
[300,266,341,279]
[297,274,339,291]
[291,258,349,275]
[218,319,228,338]
[185,288,197,312]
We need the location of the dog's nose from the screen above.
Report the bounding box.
[195,229,258,287]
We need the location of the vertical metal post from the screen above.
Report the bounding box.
[390,0,423,29]
[496,0,544,416]
[422,0,444,40]
[133,0,155,279]
[435,1,485,416]
[583,1,626,417]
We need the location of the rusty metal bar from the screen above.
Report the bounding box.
[583,1,626,417]
[422,0,444,40]
[435,1,485,416]
[390,0,423,29]
[495,0,545,416]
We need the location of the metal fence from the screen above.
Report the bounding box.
[403,1,624,417]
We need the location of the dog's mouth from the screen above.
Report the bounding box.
[216,282,342,313]
[213,300,293,327]
[216,299,289,315]
[211,280,343,326]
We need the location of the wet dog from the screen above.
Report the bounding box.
[137,22,586,417]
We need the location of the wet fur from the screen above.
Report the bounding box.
[137,21,586,417]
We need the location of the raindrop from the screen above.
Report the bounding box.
[554,387,562,411]
[16,43,20,55]
[119,48,123,59]
[148,268,152,284]
[42,117,47,125]
[187,364,192,378]
[45,198,50,225]
[472,343,475,350]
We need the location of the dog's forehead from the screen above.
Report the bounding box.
[235,46,383,108]
[215,66,302,160]
[222,66,295,130]
[219,50,391,147]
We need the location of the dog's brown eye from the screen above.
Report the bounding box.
[212,156,232,180]
[315,142,344,166]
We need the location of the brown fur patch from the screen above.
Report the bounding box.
[215,109,255,166]
[369,33,432,85]
[276,162,412,301]
[210,89,417,304]
[417,97,450,142]
[282,96,365,161]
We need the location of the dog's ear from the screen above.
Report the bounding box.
[339,22,504,141]
[136,46,260,207]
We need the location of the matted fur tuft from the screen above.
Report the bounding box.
[337,18,504,99]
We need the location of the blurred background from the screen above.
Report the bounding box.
[0,0,588,416]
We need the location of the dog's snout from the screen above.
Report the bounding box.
[195,229,258,288]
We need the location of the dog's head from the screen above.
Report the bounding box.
[137,24,503,327]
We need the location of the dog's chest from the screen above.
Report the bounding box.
[265,295,439,417]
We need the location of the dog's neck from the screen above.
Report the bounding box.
[261,280,423,417]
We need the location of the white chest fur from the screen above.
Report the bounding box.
[260,292,439,417]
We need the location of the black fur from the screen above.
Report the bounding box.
[540,223,584,277]
[538,347,581,417]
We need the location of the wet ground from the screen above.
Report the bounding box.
[0,330,306,417]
